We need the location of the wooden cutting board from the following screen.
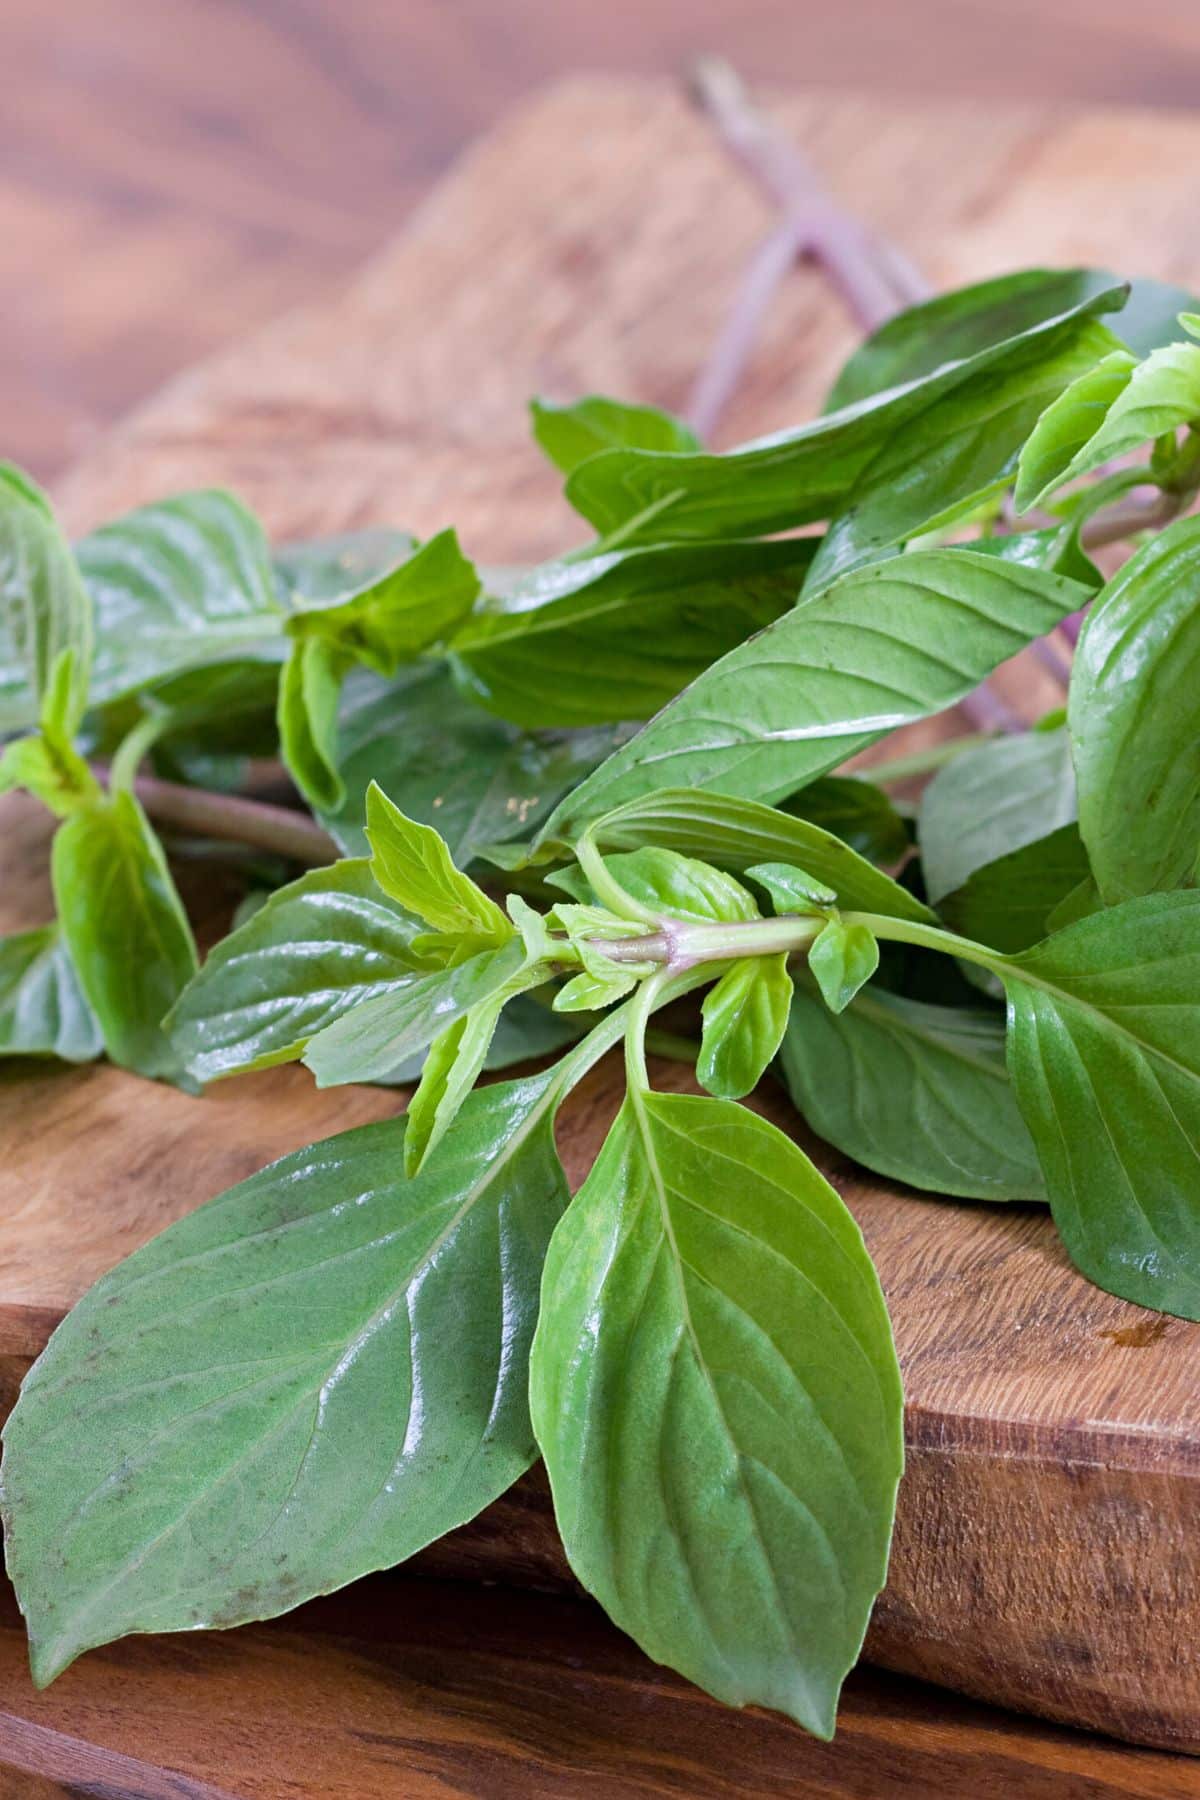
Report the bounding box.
[5,77,1200,1757]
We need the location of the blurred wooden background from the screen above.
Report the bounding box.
[6,0,1200,482]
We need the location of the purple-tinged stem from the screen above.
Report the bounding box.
[117,769,339,866]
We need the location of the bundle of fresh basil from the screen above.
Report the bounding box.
[3,266,1200,1739]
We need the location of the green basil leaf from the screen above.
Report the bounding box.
[276,635,348,812]
[938,823,1092,954]
[2,1072,569,1685]
[274,529,417,603]
[50,791,197,1083]
[289,528,478,673]
[808,319,1121,589]
[746,862,838,912]
[77,491,283,705]
[530,395,700,476]
[590,847,760,923]
[303,937,528,1087]
[0,924,102,1063]
[574,788,932,922]
[318,663,629,863]
[0,467,93,735]
[530,1090,902,1735]
[808,918,879,1013]
[698,955,792,1098]
[450,539,815,727]
[1069,516,1200,902]
[0,727,100,818]
[780,776,909,867]
[964,522,1101,588]
[918,725,1076,904]
[168,859,432,1082]
[824,269,1198,412]
[564,285,1125,545]
[544,553,1088,838]
[365,782,512,944]
[1002,892,1200,1317]
[1021,342,1200,510]
[1013,349,1138,511]
[780,984,1043,1201]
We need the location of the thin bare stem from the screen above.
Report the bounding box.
[1079,487,1185,551]
[111,769,339,866]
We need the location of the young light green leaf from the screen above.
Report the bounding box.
[565,285,1125,544]
[51,791,197,1082]
[544,552,1088,839]
[530,394,700,476]
[1019,342,1200,508]
[918,725,1076,904]
[77,490,283,705]
[529,1090,902,1735]
[0,468,93,735]
[586,846,760,924]
[450,538,815,727]
[1013,348,1137,511]
[289,528,478,673]
[2,1072,571,1686]
[746,862,838,913]
[365,781,512,945]
[780,985,1044,1201]
[937,823,1092,954]
[404,1000,507,1176]
[573,788,931,922]
[276,635,348,812]
[1069,515,1200,902]
[550,903,654,990]
[303,937,528,1087]
[698,955,793,1099]
[808,919,879,1014]
[824,269,1197,412]
[0,729,100,818]
[0,925,103,1063]
[168,859,434,1083]
[808,319,1123,589]
[1002,891,1200,1318]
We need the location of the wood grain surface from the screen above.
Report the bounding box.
[6,75,1200,1785]
[9,0,1200,485]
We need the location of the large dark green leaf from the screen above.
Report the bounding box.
[450,538,816,727]
[938,823,1092,954]
[320,664,630,862]
[824,269,1198,412]
[77,490,284,705]
[544,553,1088,839]
[2,1073,570,1685]
[530,395,700,476]
[808,319,1120,589]
[530,1090,902,1735]
[1069,516,1200,903]
[781,983,1043,1200]
[563,285,1124,545]
[50,791,197,1082]
[0,925,102,1063]
[781,777,909,868]
[1003,892,1200,1317]
[918,725,1076,904]
[0,468,92,734]
[168,859,430,1083]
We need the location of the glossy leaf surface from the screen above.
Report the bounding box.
[50,792,197,1082]
[3,1073,570,1685]
[781,985,1044,1200]
[545,553,1087,838]
[168,859,430,1082]
[1003,892,1200,1316]
[530,1091,902,1735]
[0,925,102,1063]
[698,955,793,1098]
[1069,516,1200,902]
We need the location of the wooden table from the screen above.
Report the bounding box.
[7,59,1200,1800]
[7,0,1200,483]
